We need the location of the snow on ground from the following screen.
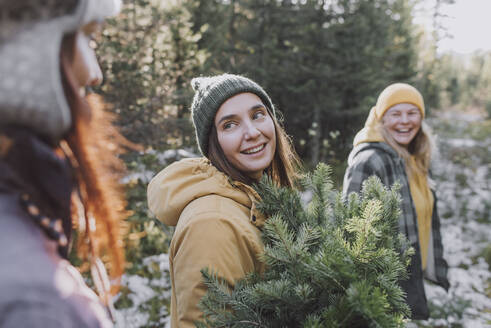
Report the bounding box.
[417,118,491,327]
[114,274,155,326]
[114,254,172,328]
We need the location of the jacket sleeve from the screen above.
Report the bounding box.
[2,305,76,328]
[343,151,389,197]
[170,209,261,327]
[0,296,107,328]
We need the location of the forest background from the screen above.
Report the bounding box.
[90,0,490,326]
[95,0,490,175]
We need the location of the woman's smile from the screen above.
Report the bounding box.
[241,143,266,154]
[382,103,422,148]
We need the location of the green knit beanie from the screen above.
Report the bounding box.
[190,73,275,156]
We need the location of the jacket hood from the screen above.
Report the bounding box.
[352,107,385,147]
[147,157,258,226]
[347,142,399,166]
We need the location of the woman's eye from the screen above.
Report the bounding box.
[253,110,266,120]
[223,122,235,130]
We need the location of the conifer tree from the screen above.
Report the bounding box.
[197,163,414,328]
[188,0,418,165]
[95,0,206,148]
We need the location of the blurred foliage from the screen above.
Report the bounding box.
[189,0,419,167]
[95,0,206,149]
[94,0,490,167]
[114,285,134,309]
[96,0,421,169]
[423,51,491,117]
[122,151,175,269]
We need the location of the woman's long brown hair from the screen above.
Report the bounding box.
[207,107,301,188]
[60,33,129,292]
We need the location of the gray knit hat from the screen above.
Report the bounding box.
[190,73,275,156]
[0,0,121,141]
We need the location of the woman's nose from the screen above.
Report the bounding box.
[244,123,261,139]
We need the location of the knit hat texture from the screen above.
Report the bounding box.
[0,0,121,141]
[190,74,275,156]
[375,83,425,118]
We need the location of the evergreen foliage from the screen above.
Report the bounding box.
[188,0,418,166]
[197,163,413,327]
[95,0,206,149]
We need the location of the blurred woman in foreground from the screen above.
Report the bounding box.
[0,0,128,326]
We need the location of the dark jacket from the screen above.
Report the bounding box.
[343,142,449,320]
[0,175,112,327]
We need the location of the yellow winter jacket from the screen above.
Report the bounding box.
[147,157,267,328]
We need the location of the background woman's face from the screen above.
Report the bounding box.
[382,102,422,148]
[71,22,103,90]
[214,92,276,180]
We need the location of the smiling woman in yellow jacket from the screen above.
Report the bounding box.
[147,74,301,327]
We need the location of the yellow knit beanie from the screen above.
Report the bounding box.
[375,83,425,118]
[353,83,425,146]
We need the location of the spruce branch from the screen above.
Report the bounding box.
[198,164,412,327]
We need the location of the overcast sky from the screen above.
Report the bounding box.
[414,0,491,54]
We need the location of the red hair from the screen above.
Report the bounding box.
[60,33,131,294]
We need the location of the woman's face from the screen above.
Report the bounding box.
[72,22,103,91]
[382,103,422,148]
[214,92,276,180]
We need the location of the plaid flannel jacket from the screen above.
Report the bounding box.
[343,142,449,319]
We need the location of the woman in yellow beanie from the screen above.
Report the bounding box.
[343,83,449,320]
